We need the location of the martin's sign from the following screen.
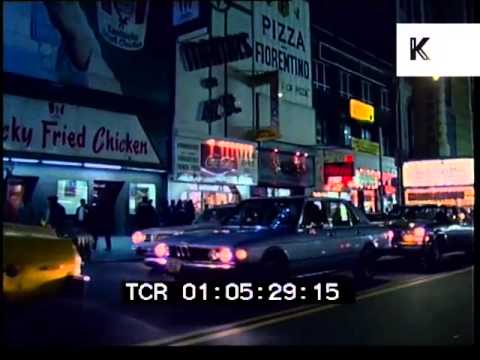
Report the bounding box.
[3,95,160,164]
[180,33,253,71]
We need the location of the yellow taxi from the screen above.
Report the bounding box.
[3,222,90,301]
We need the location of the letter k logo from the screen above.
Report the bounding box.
[410,37,430,60]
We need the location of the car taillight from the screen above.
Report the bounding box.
[132,231,146,244]
[384,230,394,241]
[154,243,169,258]
[402,227,426,245]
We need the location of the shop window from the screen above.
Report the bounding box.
[57,180,88,215]
[381,88,390,111]
[361,128,372,141]
[129,183,156,215]
[339,71,351,98]
[313,61,329,92]
[361,80,372,103]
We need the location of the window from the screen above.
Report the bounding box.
[361,80,372,103]
[129,183,156,215]
[344,124,352,146]
[313,61,329,91]
[328,201,352,227]
[381,88,390,111]
[302,200,329,228]
[339,71,351,98]
[57,180,88,215]
[361,128,372,141]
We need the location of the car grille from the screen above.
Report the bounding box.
[169,245,211,261]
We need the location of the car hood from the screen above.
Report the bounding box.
[141,223,219,235]
[163,225,283,247]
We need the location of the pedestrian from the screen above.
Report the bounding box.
[74,199,92,262]
[90,201,113,252]
[158,200,170,226]
[185,199,196,224]
[75,199,89,230]
[169,199,177,225]
[176,199,186,225]
[146,199,157,228]
[42,196,66,236]
[135,196,150,230]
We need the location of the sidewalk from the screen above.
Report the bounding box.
[89,236,143,263]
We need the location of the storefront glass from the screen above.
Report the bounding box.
[57,179,88,215]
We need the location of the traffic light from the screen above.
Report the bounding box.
[221,94,242,117]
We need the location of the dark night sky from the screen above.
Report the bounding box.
[309,0,396,63]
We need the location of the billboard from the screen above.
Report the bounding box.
[403,158,474,188]
[3,1,170,103]
[4,94,160,164]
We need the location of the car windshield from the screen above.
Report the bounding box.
[193,207,234,224]
[223,198,303,228]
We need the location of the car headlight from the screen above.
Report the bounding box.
[154,242,169,258]
[132,231,146,244]
[209,247,234,263]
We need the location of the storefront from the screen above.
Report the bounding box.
[3,94,167,235]
[170,136,258,212]
[322,147,398,214]
[403,158,474,208]
[251,146,315,198]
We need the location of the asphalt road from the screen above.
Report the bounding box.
[3,254,474,347]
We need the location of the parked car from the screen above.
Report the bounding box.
[131,204,237,256]
[383,205,474,271]
[3,222,90,301]
[144,196,392,282]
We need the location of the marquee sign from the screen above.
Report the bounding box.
[174,137,258,185]
[3,94,160,164]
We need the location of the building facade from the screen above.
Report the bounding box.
[3,1,175,235]
[170,0,317,212]
[396,0,475,160]
[310,26,398,214]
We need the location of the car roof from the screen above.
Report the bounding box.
[241,195,347,203]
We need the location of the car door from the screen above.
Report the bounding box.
[325,200,359,268]
[292,199,334,273]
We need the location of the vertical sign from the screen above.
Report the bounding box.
[253,0,312,107]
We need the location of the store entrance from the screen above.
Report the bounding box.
[92,181,124,208]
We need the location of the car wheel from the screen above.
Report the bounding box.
[261,251,290,281]
[353,246,376,283]
[421,241,442,273]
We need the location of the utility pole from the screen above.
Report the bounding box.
[378,125,384,214]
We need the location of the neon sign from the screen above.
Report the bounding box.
[201,139,255,175]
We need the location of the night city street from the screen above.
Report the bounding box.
[4,255,473,347]
[2,0,477,351]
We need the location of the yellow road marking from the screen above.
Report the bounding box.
[137,266,473,346]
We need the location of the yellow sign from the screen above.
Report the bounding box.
[352,137,379,155]
[349,99,374,123]
[246,127,281,142]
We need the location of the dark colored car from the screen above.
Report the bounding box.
[383,205,474,271]
[144,196,392,282]
[131,204,237,256]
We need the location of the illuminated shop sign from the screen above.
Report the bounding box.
[174,137,258,186]
[258,149,314,188]
[349,99,375,123]
[3,95,160,164]
[324,162,355,179]
[352,137,379,155]
[405,186,474,207]
[403,158,474,188]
